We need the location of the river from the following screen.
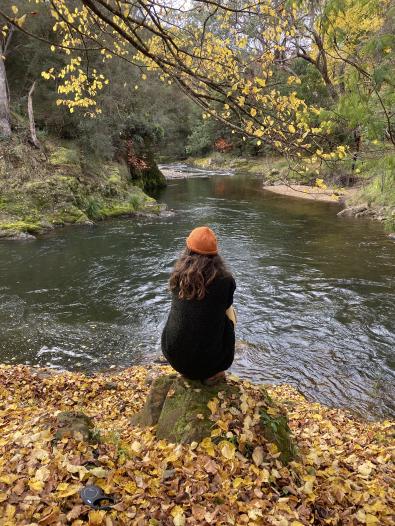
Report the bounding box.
[0,164,394,420]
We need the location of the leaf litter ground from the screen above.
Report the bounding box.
[0,364,393,525]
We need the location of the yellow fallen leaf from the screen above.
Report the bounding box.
[173,516,185,526]
[364,501,386,513]
[32,448,49,461]
[207,398,219,414]
[356,509,366,522]
[248,508,263,520]
[66,463,88,479]
[220,440,235,460]
[88,510,106,525]
[123,481,137,494]
[0,474,16,485]
[358,462,373,477]
[365,514,379,525]
[200,437,215,456]
[233,477,243,489]
[35,466,50,482]
[210,428,221,437]
[5,503,16,519]
[89,467,108,478]
[28,479,44,492]
[131,440,142,453]
[171,505,185,526]
[38,506,60,525]
[303,480,314,495]
[56,483,81,498]
[267,443,279,456]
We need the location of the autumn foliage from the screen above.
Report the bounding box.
[0,364,393,525]
[214,138,233,154]
[126,140,149,170]
[1,0,394,178]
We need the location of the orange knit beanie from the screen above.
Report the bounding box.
[186,226,218,256]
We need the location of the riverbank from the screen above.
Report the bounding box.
[186,154,395,234]
[0,363,393,525]
[262,184,354,204]
[0,134,166,240]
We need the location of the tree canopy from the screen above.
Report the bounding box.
[0,0,394,178]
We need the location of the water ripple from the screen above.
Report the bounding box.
[0,168,394,419]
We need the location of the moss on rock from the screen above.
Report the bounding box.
[55,411,95,442]
[129,150,167,193]
[156,377,240,444]
[131,375,176,427]
[260,402,297,464]
[1,364,393,525]
[132,374,297,463]
[49,205,89,225]
[0,220,43,235]
[0,135,166,239]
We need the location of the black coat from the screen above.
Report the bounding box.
[161,275,236,380]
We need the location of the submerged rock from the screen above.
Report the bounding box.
[132,374,296,463]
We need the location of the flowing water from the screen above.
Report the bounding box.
[1,164,394,419]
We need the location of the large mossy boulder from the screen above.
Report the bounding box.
[131,374,296,464]
[128,149,166,193]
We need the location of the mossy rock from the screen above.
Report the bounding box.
[132,375,296,463]
[0,133,171,238]
[129,152,167,193]
[99,201,136,218]
[131,375,177,427]
[157,377,240,444]
[132,375,238,443]
[55,411,94,442]
[141,162,167,192]
[0,219,43,235]
[49,205,88,225]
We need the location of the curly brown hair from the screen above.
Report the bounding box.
[170,248,230,300]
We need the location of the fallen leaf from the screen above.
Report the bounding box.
[252,446,264,466]
[88,510,106,525]
[220,440,235,460]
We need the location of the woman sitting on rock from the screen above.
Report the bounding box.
[161,226,236,385]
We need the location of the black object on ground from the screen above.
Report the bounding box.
[80,485,115,510]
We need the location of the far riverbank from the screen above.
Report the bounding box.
[183,154,394,234]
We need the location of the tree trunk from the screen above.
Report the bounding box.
[0,42,11,138]
[28,81,40,148]
[351,125,362,174]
